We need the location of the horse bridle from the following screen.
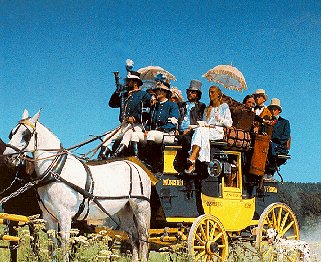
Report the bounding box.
[7,118,37,156]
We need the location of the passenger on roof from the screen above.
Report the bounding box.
[99,70,151,159]
[185,86,233,174]
[230,94,256,132]
[265,98,291,180]
[170,86,184,104]
[243,94,255,109]
[175,80,206,172]
[253,89,268,116]
[253,88,273,134]
[131,74,179,172]
[145,74,179,144]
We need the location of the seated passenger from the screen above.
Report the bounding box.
[170,86,184,104]
[265,98,291,180]
[132,75,179,172]
[99,70,151,159]
[243,94,255,109]
[230,94,256,132]
[253,89,273,134]
[253,88,268,116]
[175,80,206,172]
[185,86,233,174]
[146,75,179,144]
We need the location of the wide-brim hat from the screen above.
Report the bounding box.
[170,87,184,102]
[268,98,282,112]
[126,71,143,86]
[154,81,170,91]
[187,79,202,94]
[253,88,268,101]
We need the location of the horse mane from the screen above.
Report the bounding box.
[36,121,62,148]
[0,138,6,154]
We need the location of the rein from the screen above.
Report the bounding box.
[4,119,150,225]
[1,149,150,226]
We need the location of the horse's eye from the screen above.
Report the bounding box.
[22,129,32,142]
[9,131,13,140]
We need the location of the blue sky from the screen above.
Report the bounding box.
[1,1,320,182]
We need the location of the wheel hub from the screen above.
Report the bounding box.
[206,241,219,254]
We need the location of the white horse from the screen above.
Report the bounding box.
[3,110,151,262]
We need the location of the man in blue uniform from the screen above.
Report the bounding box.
[139,74,179,172]
[99,71,151,159]
[146,75,179,143]
[265,98,291,180]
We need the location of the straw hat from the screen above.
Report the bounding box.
[268,98,282,112]
[170,87,184,103]
[253,88,268,101]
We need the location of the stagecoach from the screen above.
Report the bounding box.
[1,123,297,262]
[86,131,294,261]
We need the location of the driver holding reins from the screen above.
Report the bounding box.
[99,70,151,159]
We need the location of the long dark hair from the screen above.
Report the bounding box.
[242,94,254,104]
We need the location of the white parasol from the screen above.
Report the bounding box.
[202,64,247,92]
[138,66,176,82]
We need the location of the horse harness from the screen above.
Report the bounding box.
[36,150,149,224]
[5,118,149,225]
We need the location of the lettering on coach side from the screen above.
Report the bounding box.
[163,179,184,186]
[205,201,222,207]
[264,186,278,193]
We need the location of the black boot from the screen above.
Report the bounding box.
[131,141,139,157]
[98,146,111,160]
[111,144,127,158]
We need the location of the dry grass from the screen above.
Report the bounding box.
[1,220,321,262]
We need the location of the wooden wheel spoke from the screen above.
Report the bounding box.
[212,251,224,259]
[193,245,206,250]
[195,233,205,244]
[206,219,210,239]
[280,212,290,232]
[195,250,206,261]
[199,223,207,241]
[285,235,297,240]
[280,220,294,237]
[213,231,223,242]
[209,222,217,240]
[264,216,272,228]
[271,210,277,227]
[277,207,283,229]
[262,245,274,258]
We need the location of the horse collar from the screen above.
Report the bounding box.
[37,151,68,186]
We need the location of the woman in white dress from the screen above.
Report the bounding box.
[185,86,233,174]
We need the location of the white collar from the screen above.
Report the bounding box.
[160,99,168,104]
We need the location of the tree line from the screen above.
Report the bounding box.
[279,182,321,227]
